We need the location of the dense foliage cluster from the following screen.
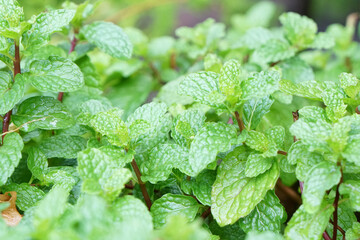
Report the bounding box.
[0,1,359,239]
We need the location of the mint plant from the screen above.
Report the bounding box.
[0,1,359,240]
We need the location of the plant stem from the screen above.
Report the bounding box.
[57,35,78,102]
[330,219,346,240]
[277,150,287,156]
[170,52,177,70]
[276,180,302,205]
[201,207,211,219]
[234,111,245,132]
[131,159,152,210]
[2,42,21,143]
[332,167,343,240]
[355,106,360,114]
[323,232,331,240]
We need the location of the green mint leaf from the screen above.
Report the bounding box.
[33,186,69,227]
[204,53,222,72]
[253,39,295,63]
[212,146,279,226]
[346,222,360,240]
[308,32,335,49]
[239,191,286,233]
[0,72,25,115]
[290,118,332,151]
[245,153,274,178]
[171,109,206,147]
[81,21,133,59]
[284,203,334,240]
[141,143,188,184]
[279,12,317,49]
[298,106,329,122]
[127,102,170,140]
[321,88,347,122]
[90,108,129,147]
[239,27,274,49]
[340,72,360,99]
[241,70,280,100]
[0,133,24,186]
[188,122,237,176]
[339,180,360,211]
[155,215,212,240]
[26,56,84,92]
[43,169,76,192]
[243,96,274,130]
[279,57,315,84]
[342,138,360,166]
[12,96,75,132]
[150,193,201,228]
[191,170,216,206]
[287,141,323,166]
[279,80,324,100]
[219,59,244,97]
[22,9,75,49]
[0,0,26,39]
[245,130,270,152]
[179,71,225,109]
[147,36,175,57]
[27,147,48,181]
[302,161,341,213]
[98,145,133,168]
[77,148,132,201]
[266,126,285,150]
[2,183,45,211]
[246,231,284,240]
[111,195,153,237]
[38,135,87,159]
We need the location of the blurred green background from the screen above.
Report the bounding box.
[18,0,359,37]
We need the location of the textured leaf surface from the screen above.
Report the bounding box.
[38,135,87,159]
[219,59,243,97]
[188,122,237,176]
[245,153,274,178]
[22,9,75,49]
[27,56,84,92]
[150,194,201,228]
[212,146,279,226]
[0,133,24,186]
[192,170,216,206]
[141,143,188,184]
[284,204,334,240]
[279,57,315,84]
[90,108,129,147]
[241,71,280,100]
[179,71,225,108]
[302,161,341,214]
[12,96,75,132]
[243,96,274,130]
[2,183,45,211]
[253,39,295,63]
[0,73,25,115]
[279,80,324,100]
[279,12,317,48]
[27,148,48,181]
[77,148,132,201]
[81,21,133,58]
[111,196,153,237]
[339,180,360,211]
[239,191,286,233]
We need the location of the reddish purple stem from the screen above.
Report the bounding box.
[57,36,78,102]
